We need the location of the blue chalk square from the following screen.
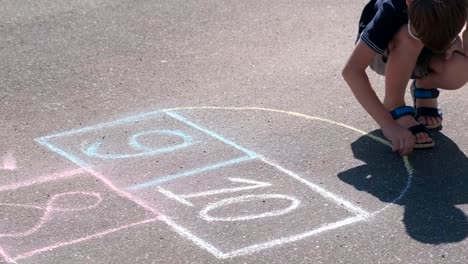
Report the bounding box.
[36,111,254,190]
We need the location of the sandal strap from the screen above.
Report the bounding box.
[412,82,440,99]
[408,124,430,135]
[415,107,443,119]
[390,106,415,120]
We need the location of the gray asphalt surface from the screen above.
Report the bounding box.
[0,0,467,263]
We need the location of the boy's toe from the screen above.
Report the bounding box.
[416,132,432,144]
[417,116,442,128]
[426,117,435,126]
[417,116,428,125]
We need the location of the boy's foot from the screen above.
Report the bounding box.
[412,81,443,129]
[389,106,435,148]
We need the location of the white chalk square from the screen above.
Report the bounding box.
[147,159,367,258]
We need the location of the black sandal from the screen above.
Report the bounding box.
[390,106,435,149]
[411,80,443,129]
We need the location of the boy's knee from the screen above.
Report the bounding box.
[444,80,467,91]
[431,52,468,90]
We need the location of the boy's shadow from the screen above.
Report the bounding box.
[338,130,467,244]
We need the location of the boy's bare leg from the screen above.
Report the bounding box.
[383,26,433,144]
[415,52,468,126]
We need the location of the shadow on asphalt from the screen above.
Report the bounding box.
[338,130,468,244]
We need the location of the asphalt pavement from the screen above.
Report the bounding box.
[0,0,467,263]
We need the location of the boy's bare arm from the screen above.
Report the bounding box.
[342,41,396,128]
[342,40,415,154]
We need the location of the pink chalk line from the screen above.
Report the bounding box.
[0,167,162,262]
[0,192,102,238]
[0,246,16,264]
[1,152,16,171]
[0,168,87,263]
[0,165,162,262]
[81,167,161,217]
[13,218,158,261]
[0,168,85,192]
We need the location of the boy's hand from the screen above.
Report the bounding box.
[445,36,464,60]
[381,124,415,155]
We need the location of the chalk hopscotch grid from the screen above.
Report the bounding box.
[35,109,370,259]
[0,169,159,264]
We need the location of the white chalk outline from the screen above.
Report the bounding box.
[181,178,272,198]
[158,177,272,207]
[155,107,412,258]
[163,107,414,218]
[33,106,413,259]
[200,194,301,222]
[158,187,194,206]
